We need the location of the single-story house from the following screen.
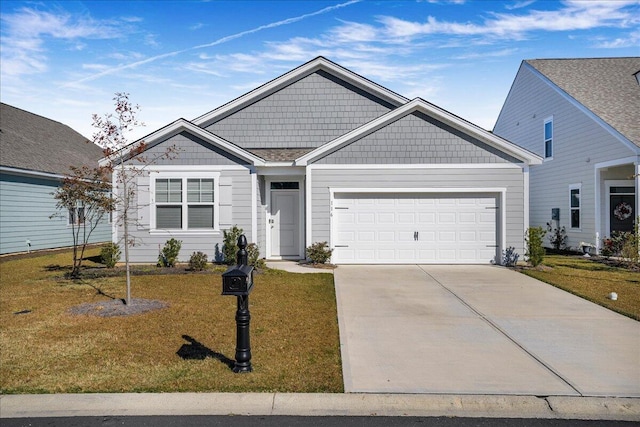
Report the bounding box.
[105,57,541,264]
[493,58,640,251]
[0,103,111,255]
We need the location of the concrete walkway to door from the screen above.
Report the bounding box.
[334,265,640,397]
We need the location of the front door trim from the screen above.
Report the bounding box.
[605,180,635,235]
[265,176,305,260]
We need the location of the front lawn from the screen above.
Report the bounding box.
[0,248,343,394]
[518,255,640,321]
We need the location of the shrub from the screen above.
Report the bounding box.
[158,238,182,267]
[546,221,567,250]
[188,251,209,271]
[619,218,639,265]
[100,242,121,268]
[525,226,546,267]
[502,246,520,267]
[601,231,631,258]
[247,243,265,269]
[222,225,243,265]
[306,241,333,264]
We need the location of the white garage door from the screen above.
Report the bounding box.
[333,193,498,264]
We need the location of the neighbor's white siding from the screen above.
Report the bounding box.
[494,64,638,248]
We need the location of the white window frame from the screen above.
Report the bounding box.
[67,204,85,226]
[150,171,220,234]
[544,116,553,160]
[569,183,581,230]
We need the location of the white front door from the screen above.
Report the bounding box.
[270,185,300,257]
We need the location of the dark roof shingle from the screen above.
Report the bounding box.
[526,57,640,147]
[0,103,104,176]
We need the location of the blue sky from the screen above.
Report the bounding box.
[1,0,638,141]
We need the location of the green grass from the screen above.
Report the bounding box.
[0,248,343,394]
[519,255,640,321]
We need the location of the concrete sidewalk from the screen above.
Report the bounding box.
[1,393,639,420]
[335,265,640,397]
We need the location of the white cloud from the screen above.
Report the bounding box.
[377,0,638,41]
[593,30,640,48]
[0,7,131,78]
[504,1,537,10]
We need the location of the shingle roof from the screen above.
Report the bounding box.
[246,148,315,162]
[526,57,640,147]
[0,103,104,176]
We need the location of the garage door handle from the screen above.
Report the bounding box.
[414,231,419,241]
[486,245,499,248]
[334,245,349,248]
[335,207,349,210]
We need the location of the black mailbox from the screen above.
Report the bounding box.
[222,264,254,296]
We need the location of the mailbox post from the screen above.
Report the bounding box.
[221,234,254,373]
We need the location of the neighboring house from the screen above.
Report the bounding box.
[105,57,541,265]
[494,58,640,252]
[0,103,110,255]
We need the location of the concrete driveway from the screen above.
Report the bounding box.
[334,265,640,397]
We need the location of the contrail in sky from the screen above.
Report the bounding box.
[63,0,361,87]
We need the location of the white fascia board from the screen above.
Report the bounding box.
[308,163,521,170]
[192,57,408,127]
[524,62,640,155]
[100,119,265,167]
[297,98,542,166]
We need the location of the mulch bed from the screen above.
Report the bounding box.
[68,298,169,317]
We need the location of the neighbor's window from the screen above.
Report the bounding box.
[544,117,553,159]
[154,175,219,231]
[68,204,85,225]
[570,185,580,229]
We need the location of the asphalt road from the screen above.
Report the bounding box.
[1,417,636,427]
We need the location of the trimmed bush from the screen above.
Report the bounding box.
[100,243,121,268]
[525,226,546,267]
[158,238,182,267]
[306,241,333,264]
[188,251,209,271]
[546,221,568,250]
[247,243,265,269]
[222,225,243,265]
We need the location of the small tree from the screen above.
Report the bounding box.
[94,93,177,305]
[52,165,113,277]
[525,226,546,267]
[546,221,567,250]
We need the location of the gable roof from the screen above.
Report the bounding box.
[297,98,542,166]
[0,103,103,177]
[99,118,266,167]
[525,57,640,148]
[192,56,408,128]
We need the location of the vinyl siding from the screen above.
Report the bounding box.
[205,70,394,149]
[494,64,638,248]
[309,167,525,257]
[129,131,249,166]
[0,173,110,254]
[118,169,253,263]
[315,112,517,164]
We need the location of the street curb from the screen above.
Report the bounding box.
[1,393,639,421]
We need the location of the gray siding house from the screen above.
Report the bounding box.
[0,103,111,254]
[494,58,640,251]
[108,57,541,264]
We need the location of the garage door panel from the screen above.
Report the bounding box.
[333,193,498,264]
